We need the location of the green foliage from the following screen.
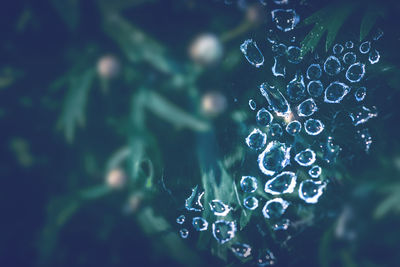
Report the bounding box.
[360,2,386,41]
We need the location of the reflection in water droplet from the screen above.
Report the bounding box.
[240,39,264,67]
[343,52,356,65]
[324,81,350,103]
[357,128,373,153]
[298,180,326,204]
[272,56,286,77]
[287,73,306,102]
[307,80,324,97]
[306,64,322,80]
[262,198,289,219]
[260,83,291,117]
[176,215,185,224]
[273,218,290,231]
[244,196,259,210]
[354,87,366,102]
[212,220,237,244]
[320,136,341,164]
[180,228,189,239]
[256,108,274,126]
[309,165,322,178]
[257,249,277,266]
[333,44,344,55]
[271,9,299,32]
[192,217,209,231]
[294,148,316,166]
[345,41,354,49]
[249,99,257,110]
[324,55,341,76]
[287,46,302,64]
[349,106,378,126]
[304,119,324,135]
[240,176,258,193]
[369,49,380,64]
[286,120,301,136]
[258,141,291,176]
[231,243,252,258]
[269,123,283,138]
[209,200,231,216]
[359,41,371,54]
[246,128,267,150]
[297,98,318,117]
[346,63,365,83]
[265,171,297,195]
[185,185,204,211]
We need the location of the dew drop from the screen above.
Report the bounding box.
[345,41,354,49]
[272,56,286,77]
[257,249,277,266]
[273,218,290,231]
[249,99,257,110]
[269,123,283,138]
[231,243,252,258]
[342,52,356,65]
[349,106,378,126]
[244,196,259,210]
[260,83,291,117]
[267,29,278,44]
[294,148,316,166]
[354,87,366,102]
[240,176,258,193]
[192,217,209,231]
[262,198,290,219]
[264,171,297,195]
[240,39,264,67]
[286,120,301,136]
[258,141,291,176]
[185,185,204,211]
[368,49,380,64]
[324,81,350,103]
[298,180,326,204]
[346,62,365,83]
[209,200,231,216]
[357,128,373,153]
[359,41,371,54]
[304,118,324,135]
[324,55,341,76]
[297,98,318,117]
[286,73,306,102]
[256,108,274,126]
[180,228,189,239]
[212,220,237,244]
[246,128,267,150]
[333,43,344,55]
[306,64,322,80]
[271,9,299,32]
[271,43,287,56]
[176,215,185,224]
[319,136,341,164]
[287,46,302,64]
[373,29,384,41]
[307,80,324,97]
[274,0,289,4]
[308,165,322,178]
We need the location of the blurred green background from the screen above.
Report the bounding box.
[1,0,400,266]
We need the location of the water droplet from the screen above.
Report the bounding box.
[286,120,301,136]
[304,118,324,135]
[298,180,326,204]
[240,176,258,193]
[357,128,373,153]
[345,41,354,49]
[256,108,274,126]
[257,249,277,266]
[271,9,299,32]
[287,46,302,64]
[368,49,380,64]
[294,148,316,166]
[349,106,378,126]
[306,64,322,80]
[176,215,185,224]
[264,171,297,195]
[333,43,344,55]
[359,41,371,54]
[260,83,291,117]
[269,123,283,138]
[324,55,341,76]
[324,81,350,103]
[259,0,268,6]
[192,217,209,231]
[290,36,296,42]
[272,56,286,77]
[319,136,341,164]
[249,99,257,110]
[308,165,322,178]
[180,228,189,238]
[343,52,356,65]
[267,29,278,44]
[231,243,252,258]
[346,63,365,83]
[271,43,287,56]
[373,29,384,41]
[185,185,204,211]
[246,128,267,150]
[209,200,231,216]
[258,141,291,176]
[273,0,289,4]
[354,87,366,102]
[307,80,324,97]
[262,198,289,219]
[273,218,290,231]
[212,220,237,244]
[297,98,318,117]
[244,196,259,210]
[286,73,306,102]
[240,39,264,67]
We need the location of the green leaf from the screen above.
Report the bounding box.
[360,2,386,41]
[50,0,80,31]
